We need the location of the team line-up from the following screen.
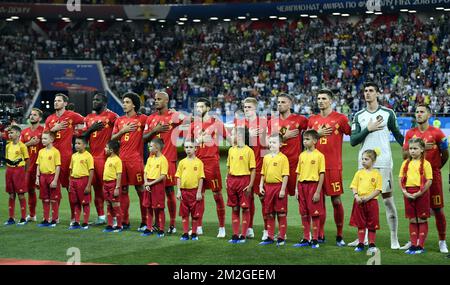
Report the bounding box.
[3,81,449,255]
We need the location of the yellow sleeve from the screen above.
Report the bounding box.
[249,148,256,169]
[175,160,182,178]
[318,153,325,173]
[226,148,231,167]
[55,149,61,166]
[36,151,41,165]
[281,155,290,177]
[398,160,406,178]
[87,153,94,170]
[5,143,10,160]
[69,154,74,170]
[21,143,29,160]
[350,171,359,189]
[144,159,151,175]
[295,153,301,174]
[161,157,169,175]
[424,161,433,180]
[261,156,267,176]
[116,159,122,174]
[199,160,205,179]
[375,171,383,191]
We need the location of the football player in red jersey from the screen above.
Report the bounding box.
[111,92,147,231]
[21,108,45,222]
[269,93,308,197]
[402,104,449,253]
[81,93,118,225]
[308,89,351,246]
[234,97,269,240]
[143,91,185,234]
[44,94,84,225]
[188,98,229,238]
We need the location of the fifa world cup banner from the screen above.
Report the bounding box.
[36,61,104,92]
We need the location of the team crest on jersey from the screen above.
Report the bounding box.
[15,151,20,155]
[156,165,160,168]
[48,156,52,160]
[239,156,243,160]
[279,127,287,136]
[273,162,278,166]
[295,123,299,128]
[371,178,376,183]
[194,167,198,171]
[311,160,316,164]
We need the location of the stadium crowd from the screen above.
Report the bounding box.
[0,13,449,120]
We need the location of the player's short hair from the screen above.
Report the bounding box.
[303,129,320,140]
[55,93,69,102]
[75,136,88,145]
[408,137,426,150]
[277,93,296,104]
[363,81,380,92]
[362,149,377,162]
[122,92,141,112]
[42,131,56,140]
[196,97,211,108]
[416,104,432,114]
[156,91,169,100]
[150,137,165,150]
[94,92,108,103]
[9,125,21,133]
[31,108,43,117]
[243,97,258,106]
[107,140,120,154]
[317,88,334,100]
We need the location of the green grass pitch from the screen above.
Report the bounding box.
[0,142,449,265]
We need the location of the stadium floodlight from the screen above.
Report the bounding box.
[158,19,166,23]
[238,16,246,20]
[193,19,201,22]
[177,21,184,25]
[309,15,318,18]
[374,12,382,15]
[269,16,277,19]
[223,18,231,22]
[444,8,450,11]
[341,13,350,17]
[250,17,259,21]
[116,18,124,21]
[278,17,287,20]
[97,19,104,22]
[39,18,47,22]
[408,10,417,13]
[62,17,70,20]
[210,17,218,20]
[87,18,94,21]
[435,7,444,10]
[126,19,133,23]
[6,18,13,22]
[179,17,188,21]
[333,12,341,15]
[365,11,374,14]
[149,18,157,21]
[11,16,19,20]
[300,14,309,17]
[430,17,434,20]
[400,9,409,12]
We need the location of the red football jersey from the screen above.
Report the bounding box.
[269,113,308,162]
[403,126,447,169]
[44,110,84,157]
[189,116,228,160]
[112,114,147,162]
[21,125,44,170]
[144,110,184,162]
[234,117,269,172]
[308,111,351,170]
[84,109,119,158]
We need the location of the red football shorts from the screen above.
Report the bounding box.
[59,153,71,188]
[69,176,91,205]
[92,157,106,187]
[6,166,27,194]
[323,169,344,196]
[404,187,431,219]
[263,183,288,214]
[38,173,61,200]
[121,160,144,186]
[142,179,166,209]
[286,163,297,196]
[349,199,380,230]
[103,180,121,203]
[297,181,324,217]
[179,188,203,218]
[226,175,251,209]
[165,161,177,187]
[202,159,222,192]
[25,165,38,191]
[430,169,444,209]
